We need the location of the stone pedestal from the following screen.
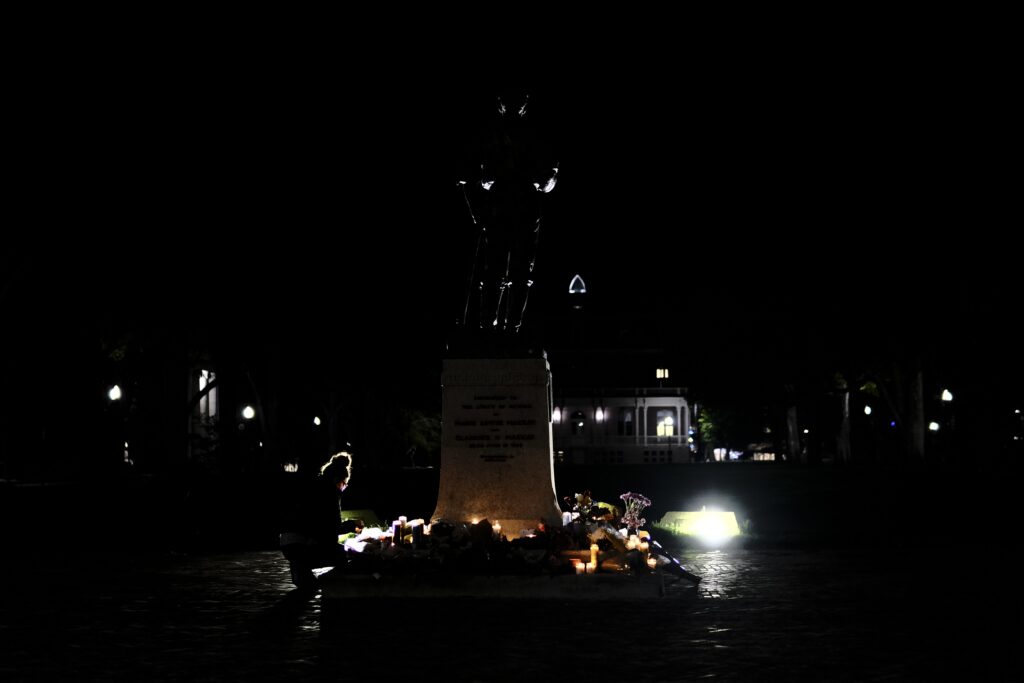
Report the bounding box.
[432,357,561,536]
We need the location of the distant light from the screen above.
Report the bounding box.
[242,405,255,420]
[890,421,897,427]
[258,441,263,447]
[568,274,587,294]
[124,442,128,449]
[578,422,584,429]
[108,385,122,401]
[284,462,299,473]
[664,416,674,426]
[552,407,562,424]
[803,428,809,434]
[688,429,695,436]
[313,416,321,426]
[1015,409,1020,415]
[941,389,954,402]
[928,422,940,432]
[480,179,493,190]
[656,368,669,379]
[864,405,872,415]
[687,437,694,443]
[595,407,605,422]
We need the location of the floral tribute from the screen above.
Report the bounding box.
[620,491,652,531]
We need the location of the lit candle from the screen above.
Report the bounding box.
[585,562,595,574]
[647,557,657,569]
[493,522,502,537]
[573,560,584,575]
[590,543,599,567]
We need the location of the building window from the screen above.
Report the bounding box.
[199,369,218,423]
[656,409,675,437]
[618,410,634,436]
[656,368,669,380]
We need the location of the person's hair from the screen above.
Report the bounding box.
[320,451,352,485]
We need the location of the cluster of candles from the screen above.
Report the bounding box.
[570,543,602,574]
[626,533,659,570]
[387,516,428,544]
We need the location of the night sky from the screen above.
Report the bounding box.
[5,42,1020,420]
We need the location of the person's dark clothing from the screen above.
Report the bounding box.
[280,476,345,589]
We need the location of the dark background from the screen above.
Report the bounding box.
[3,32,1020,551]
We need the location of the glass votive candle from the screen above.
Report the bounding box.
[585,562,595,574]
[646,557,657,569]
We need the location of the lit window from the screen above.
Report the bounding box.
[199,370,218,422]
[656,411,675,437]
[656,368,669,380]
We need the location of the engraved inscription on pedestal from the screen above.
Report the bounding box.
[432,357,561,535]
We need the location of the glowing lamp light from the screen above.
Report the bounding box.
[890,421,897,428]
[242,405,255,420]
[941,389,954,402]
[108,385,122,401]
[864,405,872,415]
[660,507,741,547]
[803,428,809,434]
[552,407,562,423]
[928,422,940,432]
[313,416,321,426]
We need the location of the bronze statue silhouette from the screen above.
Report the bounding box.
[458,92,558,334]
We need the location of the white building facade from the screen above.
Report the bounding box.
[552,387,692,465]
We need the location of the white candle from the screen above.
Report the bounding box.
[574,561,584,575]
[585,562,595,574]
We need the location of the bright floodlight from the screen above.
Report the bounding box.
[242,405,255,420]
[864,405,872,415]
[660,507,741,547]
[313,416,321,426]
[928,421,940,432]
[941,389,953,402]
[107,385,122,401]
